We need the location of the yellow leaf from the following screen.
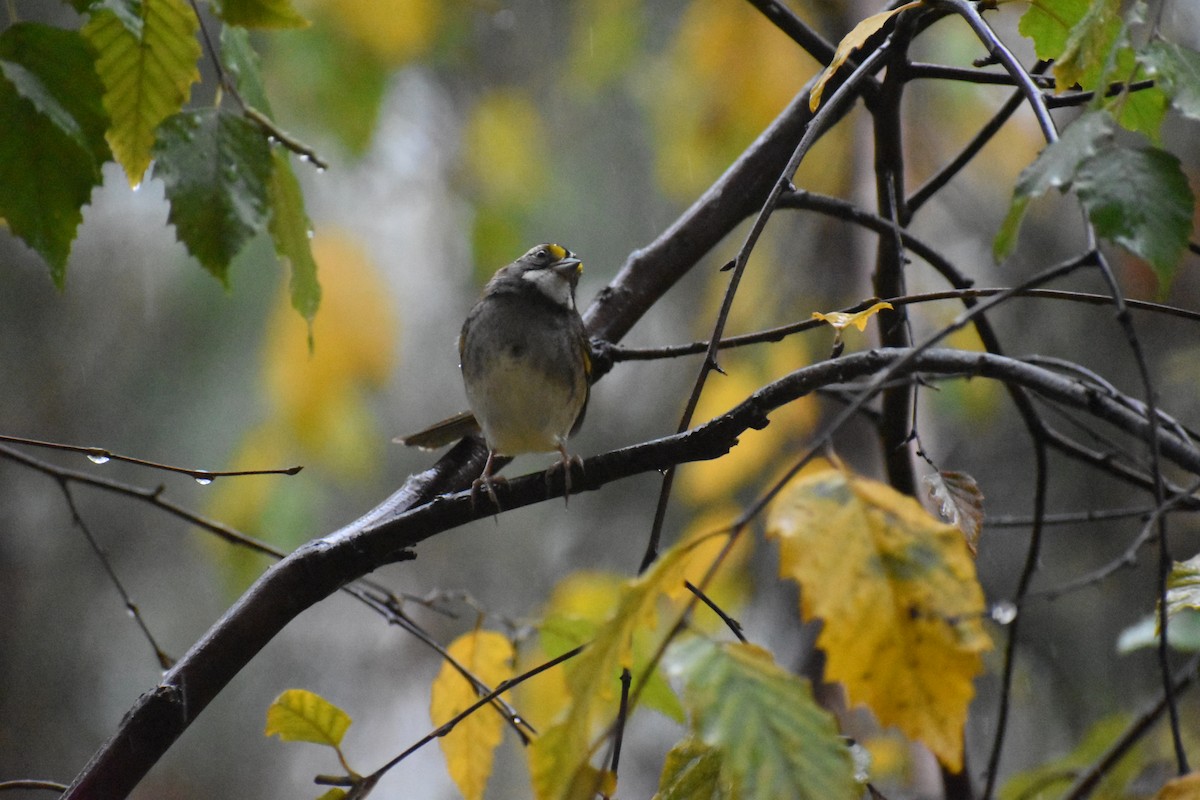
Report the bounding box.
[430,630,515,800]
[1153,773,1200,800]
[529,535,727,800]
[811,301,893,333]
[265,688,351,747]
[84,0,201,186]
[766,461,991,770]
[809,3,921,112]
[518,572,625,734]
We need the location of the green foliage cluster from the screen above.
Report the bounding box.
[0,0,319,320]
[996,0,1198,291]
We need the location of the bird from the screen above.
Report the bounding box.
[396,243,591,506]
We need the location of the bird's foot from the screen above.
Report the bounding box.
[470,451,506,511]
[546,446,583,506]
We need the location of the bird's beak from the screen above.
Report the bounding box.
[552,256,582,278]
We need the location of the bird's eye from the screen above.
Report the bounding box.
[535,248,548,260]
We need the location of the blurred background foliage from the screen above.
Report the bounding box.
[2,0,1199,798]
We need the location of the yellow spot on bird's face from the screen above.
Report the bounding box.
[544,244,567,260]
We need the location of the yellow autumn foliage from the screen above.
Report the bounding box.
[528,532,731,800]
[263,231,397,478]
[265,688,352,747]
[1152,773,1200,800]
[319,0,442,64]
[647,0,844,199]
[430,630,515,800]
[766,460,991,771]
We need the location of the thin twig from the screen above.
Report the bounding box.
[989,506,1159,528]
[611,287,1200,363]
[1023,485,1200,604]
[907,81,1027,214]
[185,0,328,169]
[639,34,896,573]
[0,434,301,482]
[935,0,1058,143]
[357,645,586,789]
[56,481,175,669]
[983,438,1047,799]
[1092,247,1189,772]
[0,441,531,739]
[685,580,747,642]
[1062,654,1200,799]
[609,669,633,777]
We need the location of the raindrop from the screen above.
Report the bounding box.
[195,476,214,486]
[306,227,315,239]
[87,453,111,464]
[990,601,1018,625]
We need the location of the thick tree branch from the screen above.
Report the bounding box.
[64,348,1200,797]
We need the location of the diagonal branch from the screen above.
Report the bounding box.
[63,347,1200,798]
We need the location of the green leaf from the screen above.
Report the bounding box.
[1017,112,1113,197]
[1141,40,1200,121]
[1167,556,1200,617]
[269,150,322,325]
[0,25,110,164]
[1106,46,1168,142]
[74,0,146,35]
[999,715,1134,800]
[1074,143,1193,292]
[153,108,273,282]
[212,0,310,29]
[223,27,320,318]
[994,112,1113,260]
[220,25,272,113]
[1117,608,1200,653]
[265,688,352,747]
[1018,0,1089,62]
[1054,0,1121,90]
[654,737,731,800]
[0,24,110,284]
[84,0,200,187]
[673,639,859,800]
